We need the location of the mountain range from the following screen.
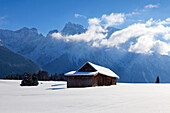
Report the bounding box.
[0,22,170,82]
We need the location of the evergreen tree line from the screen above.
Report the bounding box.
[3,71,67,81]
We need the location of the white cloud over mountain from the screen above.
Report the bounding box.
[101,13,125,28]
[0,16,7,25]
[88,18,101,25]
[52,13,170,55]
[145,4,159,9]
[74,14,86,18]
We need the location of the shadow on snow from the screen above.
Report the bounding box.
[46,83,66,90]
[51,84,65,87]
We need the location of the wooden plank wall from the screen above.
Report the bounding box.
[97,74,117,86]
[67,74,117,88]
[67,76,93,87]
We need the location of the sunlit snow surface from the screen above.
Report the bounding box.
[0,80,170,113]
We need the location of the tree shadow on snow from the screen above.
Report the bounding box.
[46,83,66,90]
[46,87,65,90]
[51,84,65,87]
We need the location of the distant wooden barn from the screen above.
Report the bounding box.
[65,62,119,88]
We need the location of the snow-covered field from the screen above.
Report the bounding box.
[0,80,170,113]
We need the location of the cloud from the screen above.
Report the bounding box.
[128,34,155,54]
[74,14,86,18]
[87,13,125,28]
[52,24,107,42]
[164,34,170,40]
[126,4,159,17]
[151,41,170,55]
[101,13,125,28]
[0,16,8,25]
[52,13,170,56]
[145,4,159,9]
[126,12,139,17]
[53,13,125,42]
[107,18,170,55]
[88,18,101,25]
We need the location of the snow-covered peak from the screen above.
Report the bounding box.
[107,27,119,33]
[15,27,30,33]
[0,27,45,58]
[61,22,87,35]
[15,27,38,34]
[30,28,38,33]
[47,29,59,37]
[106,27,120,39]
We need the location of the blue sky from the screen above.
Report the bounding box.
[0,0,169,35]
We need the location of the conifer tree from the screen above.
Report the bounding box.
[32,73,39,86]
[156,76,160,83]
[20,72,33,86]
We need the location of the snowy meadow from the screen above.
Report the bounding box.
[0,80,170,113]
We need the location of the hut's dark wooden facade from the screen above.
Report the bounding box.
[65,62,119,88]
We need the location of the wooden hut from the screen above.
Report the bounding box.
[65,62,119,88]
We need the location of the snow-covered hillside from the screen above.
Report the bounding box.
[0,80,170,113]
[0,21,170,82]
[0,45,41,78]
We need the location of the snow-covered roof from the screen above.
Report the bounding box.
[87,62,119,78]
[65,71,98,76]
[65,62,119,78]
